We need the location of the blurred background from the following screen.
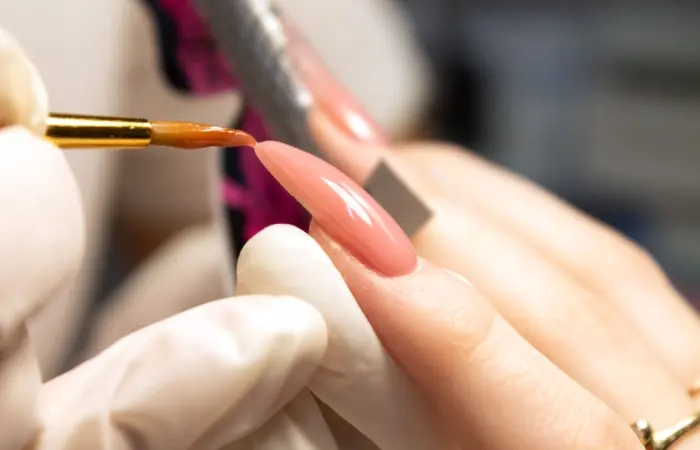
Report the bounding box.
[394,1,700,300]
[1,0,698,375]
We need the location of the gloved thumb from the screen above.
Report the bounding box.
[0,107,84,450]
[0,25,83,336]
[0,27,48,134]
[0,25,84,450]
[237,225,450,450]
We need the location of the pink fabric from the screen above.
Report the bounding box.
[159,0,237,94]
[222,110,309,241]
[155,0,309,240]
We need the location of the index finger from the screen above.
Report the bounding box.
[399,143,700,387]
[311,225,641,450]
[253,139,642,449]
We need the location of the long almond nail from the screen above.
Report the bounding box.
[255,141,417,277]
[285,23,387,145]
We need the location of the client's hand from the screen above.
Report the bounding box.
[252,139,700,450]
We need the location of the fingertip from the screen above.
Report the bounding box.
[0,125,48,149]
[0,126,69,183]
[238,223,323,266]
[236,224,343,297]
[0,125,84,329]
[237,223,346,287]
[0,28,49,134]
[222,294,328,347]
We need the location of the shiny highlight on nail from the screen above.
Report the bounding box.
[255,141,417,277]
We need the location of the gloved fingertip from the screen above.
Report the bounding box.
[0,27,49,134]
[0,122,83,340]
[237,224,328,278]
[0,125,47,147]
[255,294,329,345]
[24,62,48,135]
[236,224,343,304]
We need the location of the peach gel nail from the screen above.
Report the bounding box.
[255,141,417,277]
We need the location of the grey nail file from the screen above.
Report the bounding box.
[194,0,432,235]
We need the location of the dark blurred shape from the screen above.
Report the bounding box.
[396,0,487,150]
[394,0,700,295]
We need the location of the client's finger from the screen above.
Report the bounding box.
[400,143,700,386]
[35,296,327,449]
[294,26,700,388]
[253,141,641,449]
[312,224,640,450]
[411,198,700,429]
[236,224,452,450]
[305,109,698,433]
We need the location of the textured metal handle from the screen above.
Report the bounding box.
[194,0,432,235]
[194,0,320,155]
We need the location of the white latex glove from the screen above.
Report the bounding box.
[1,25,333,450]
[28,222,330,449]
[79,223,450,450]
[0,26,85,450]
[35,295,328,449]
[236,225,452,450]
[80,222,230,360]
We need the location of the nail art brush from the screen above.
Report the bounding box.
[46,113,256,150]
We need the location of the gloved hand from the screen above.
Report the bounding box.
[71,14,700,450]
[0,26,84,450]
[236,224,453,450]
[79,221,451,450]
[0,25,333,450]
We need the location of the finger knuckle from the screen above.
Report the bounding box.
[436,293,498,366]
[616,236,667,282]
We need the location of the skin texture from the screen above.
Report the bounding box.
[276,27,700,447]
[253,140,646,449]
[311,224,643,450]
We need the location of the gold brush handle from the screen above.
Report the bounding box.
[46,114,152,148]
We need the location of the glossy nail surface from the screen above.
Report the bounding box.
[255,141,417,277]
[285,23,387,146]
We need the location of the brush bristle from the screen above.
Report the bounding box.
[150,121,256,149]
